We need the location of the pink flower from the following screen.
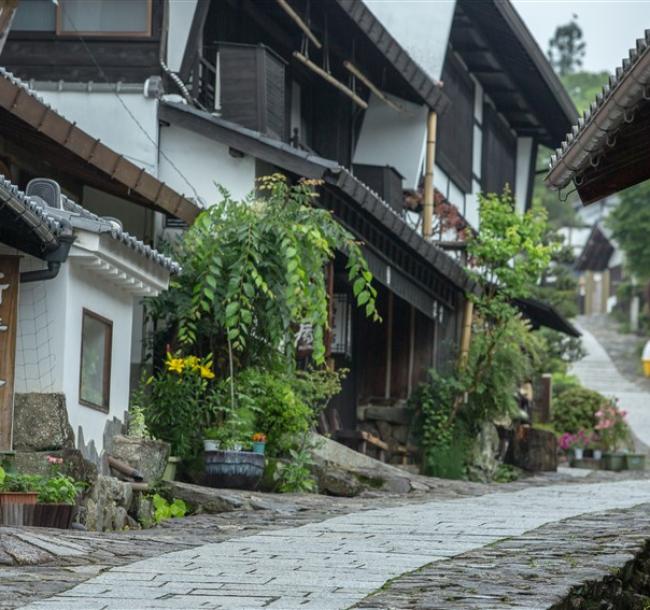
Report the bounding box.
[47,455,63,465]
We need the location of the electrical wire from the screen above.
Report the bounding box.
[58,6,202,203]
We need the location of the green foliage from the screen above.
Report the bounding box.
[152,494,188,523]
[551,372,582,398]
[38,475,83,505]
[213,368,314,457]
[274,447,317,493]
[547,19,585,77]
[534,329,585,377]
[0,472,43,492]
[141,353,218,458]
[609,181,650,282]
[561,71,610,114]
[464,317,546,427]
[553,387,607,434]
[468,191,554,310]
[411,191,558,480]
[161,174,378,367]
[493,464,522,484]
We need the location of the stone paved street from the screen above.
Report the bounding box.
[17,478,650,610]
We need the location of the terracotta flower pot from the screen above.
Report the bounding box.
[0,491,38,506]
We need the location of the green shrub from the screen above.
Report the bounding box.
[213,368,315,457]
[553,387,607,434]
[551,372,581,398]
[152,494,188,524]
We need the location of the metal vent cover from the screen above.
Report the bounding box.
[26,178,62,209]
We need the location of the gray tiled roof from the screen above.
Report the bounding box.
[546,29,650,189]
[0,174,180,274]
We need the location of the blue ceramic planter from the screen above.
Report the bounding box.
[252,442,266,455]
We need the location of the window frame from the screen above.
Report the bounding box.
[55,0,153,38]
[79,308,113,413]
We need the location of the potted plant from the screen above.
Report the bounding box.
[252,433,267,455]
[203,427,221,452]
[597,400,632,471]
[558,431,590,462]
[31,456,83,529]
[0,467,43,526]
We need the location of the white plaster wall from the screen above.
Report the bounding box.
[35,90,159,174]
[466,180,482,230]
[159,123,256,205]
[353,94,428,189]
[82,186,153,240]
[166,0,198,72]
[366,0,456,82]
[515,137,534,214]
[6,248,134,455]
[0,247,67,395]
[62,262,133,455]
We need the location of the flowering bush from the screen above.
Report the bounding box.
[558,430,591,452]
[595,399,632,452]
[141,352,219,458]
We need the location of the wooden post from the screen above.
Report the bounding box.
[407,305,415,397]
[539,374,552,423]
[384,292,394,399]
[458,298,474,368]
[422,111,437,239]
[0,256,19,451]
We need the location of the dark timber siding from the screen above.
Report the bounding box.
[481,103,517,195]
[437,52,475,194]
[1,0,163,82]
[218,44,286,140]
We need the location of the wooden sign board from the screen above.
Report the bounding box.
[0,256,18,451]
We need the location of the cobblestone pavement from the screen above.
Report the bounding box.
[357,503,650,610]
[572,318,650,448]
[17,478,650,610]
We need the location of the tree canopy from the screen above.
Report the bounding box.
[608,181,650,282]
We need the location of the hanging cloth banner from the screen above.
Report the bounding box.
[0,256,19,451]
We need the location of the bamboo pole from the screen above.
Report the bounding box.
[422,111,437,239]
[276,0,322,49]
[293,52,368,109]
[343,61,404,113]
[458,298,474,368]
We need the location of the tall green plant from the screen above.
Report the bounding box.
[176,175,378,368]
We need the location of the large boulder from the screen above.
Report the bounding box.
[83,475,134,531]
[13,393,74,452]
[109,435,170,483]
[466,421,500,483]
[314,464,363,497]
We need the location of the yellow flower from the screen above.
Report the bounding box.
[199,365,215,380]
[184,355,200,371]
[166,357,185,374]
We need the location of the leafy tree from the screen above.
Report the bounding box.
[608,181,650,282]
[547,18,586,77]
[561,71,610,115]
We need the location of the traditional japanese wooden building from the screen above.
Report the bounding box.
[1,0,575,460]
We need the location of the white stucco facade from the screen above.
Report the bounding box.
[159,123,257,205]
[7,225,172,460]
[515,137,534,214]
[35,88,159,175]
[353,94,428,190]
[366,0,456,82]
[166,0,199,73]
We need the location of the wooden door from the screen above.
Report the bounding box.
[0,256,19,451]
